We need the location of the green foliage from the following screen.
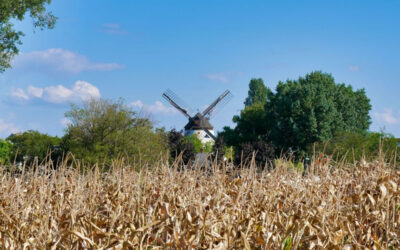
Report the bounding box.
[313,131,399,163]
[267,72,371,153]
[234,140,275,167]
[182,134,203,153]
[232,103,269,143]
[212,136,234,161]
[203,142,213,153]
[64,98,167,165]
[0,139,12,164]
[244,78,269,107]
[224,146,234,161]
[222,71,372,158]
[167,129,197,164]
[6,130,61,164]
[220,79,276,164]
[269,72,370,153]
[282,235,293,250]
[212,136,226,161]
[0,0,57,72]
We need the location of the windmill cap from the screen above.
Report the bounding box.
[184,113,213,130]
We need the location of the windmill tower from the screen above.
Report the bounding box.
[162,89,232,144]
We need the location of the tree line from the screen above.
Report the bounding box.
[0,98,206,167]
[0,71,398,168]
[217,71,398,165]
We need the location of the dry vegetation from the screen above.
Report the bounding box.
[0,155,399,249]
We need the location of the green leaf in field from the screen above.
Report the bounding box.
[282,236,292,250]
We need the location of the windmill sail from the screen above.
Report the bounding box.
[202,90,232,118]
[162,89,191,118]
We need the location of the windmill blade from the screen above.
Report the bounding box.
[202,90,233,118]
[162,89,191,118]
[203,128,216,141]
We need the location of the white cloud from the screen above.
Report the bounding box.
[0,119,19,136]
[60,118,72,127]
[374,108,399,125]
[13,48,124,74]
[27,86,43,98]
[101,23,128,35]
[349,65,360,72]
[10,88,30,100]
[10,81,101,104]
[203,73,229,83]
[42,85,74,103]
[131,100,178,116]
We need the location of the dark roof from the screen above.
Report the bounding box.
[184,113,213,130]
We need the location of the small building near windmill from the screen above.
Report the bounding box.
[184,112,215,144]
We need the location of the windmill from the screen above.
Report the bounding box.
[162,89,232,143]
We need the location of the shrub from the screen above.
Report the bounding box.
[6,130,61,165]
[235,140,275,168]
[167,130,197,164]
[313,131,399,163]
[0,139,12,164]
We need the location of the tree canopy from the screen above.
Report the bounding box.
[266,71,371,153]
[244,78,269,107]
[0,0,56,72]
[64,98,167,165]
[0,139,12,164]
[6,130,60,164]
[221,71,372,158]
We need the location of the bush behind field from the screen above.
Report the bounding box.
[313,131,399,163]
[0,157,399,248]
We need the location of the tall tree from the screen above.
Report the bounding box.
[64,98,167,164]
[267,71,371,152]
[244,78,269,107]
[0,0,56,72]
[221,71,372,157]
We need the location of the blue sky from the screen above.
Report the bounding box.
[1,0,399,138]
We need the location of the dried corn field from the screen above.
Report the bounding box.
[0,158,399,249]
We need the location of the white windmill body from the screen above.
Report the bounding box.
[184,112,215,144]
[162,90,232,145]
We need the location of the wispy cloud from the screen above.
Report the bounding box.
[349,65,360,72]
[374,108,399,125]
[0,119,19,137]
[100,23,128,35]
[10,81,101,104]
[203,73,230,83]
[131,100,178,116]
[13,48,124,74]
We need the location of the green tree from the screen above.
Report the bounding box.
[244,78,269,107]
[0,138,12,164]
[266,71,371,153]
[6,130,61,164]
[221,71,372,158]
[0,0,56,72]
[167,129,197,164]
[64,98,167,164]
